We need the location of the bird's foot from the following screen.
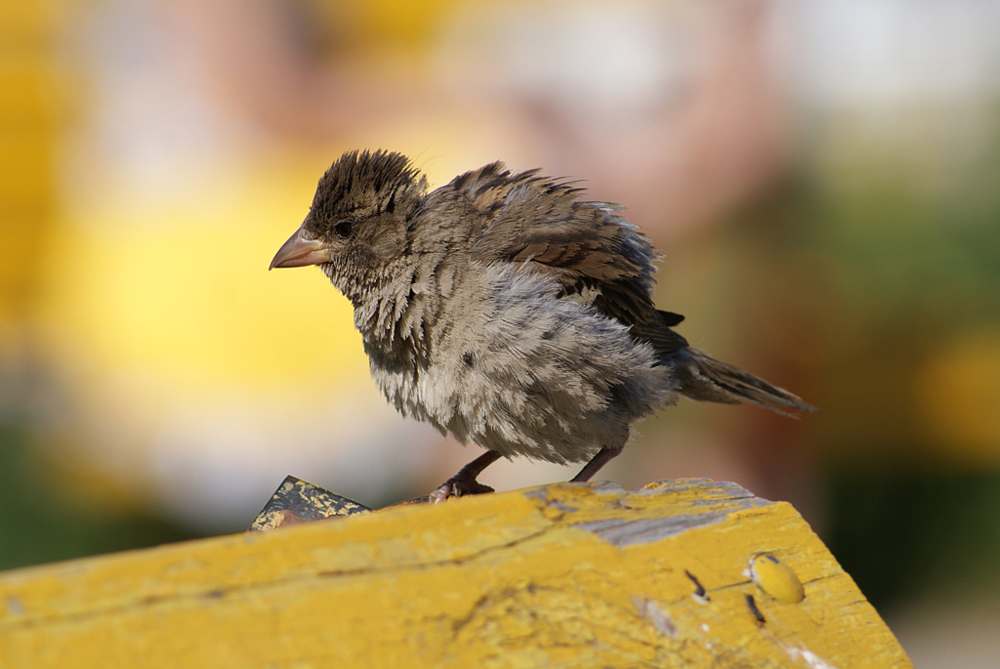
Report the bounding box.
[427,450,502,503]
[428,477,495,503]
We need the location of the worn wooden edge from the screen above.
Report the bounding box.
[248,475,373,531]
[0,478,913,668]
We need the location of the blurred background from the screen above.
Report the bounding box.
[2,0,999,664]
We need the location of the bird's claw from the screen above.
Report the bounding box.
[428,478,495,503]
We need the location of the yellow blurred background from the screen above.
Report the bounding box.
[2,1,1000,664]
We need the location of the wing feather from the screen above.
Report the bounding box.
[452,167,688,356]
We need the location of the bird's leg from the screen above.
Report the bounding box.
[428,450,502,503]
[570,443,625,483]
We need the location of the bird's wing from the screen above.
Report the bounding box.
[457,164,688,356]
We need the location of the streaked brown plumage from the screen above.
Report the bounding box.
[271,150,816,501]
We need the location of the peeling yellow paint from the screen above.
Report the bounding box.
[751,553,806,604]
[0,479,912,668]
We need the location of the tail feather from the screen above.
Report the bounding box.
[671,348,817,417]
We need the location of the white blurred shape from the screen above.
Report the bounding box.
[800,0,1000,107]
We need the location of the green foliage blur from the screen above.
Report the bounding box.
[0,424,199,570]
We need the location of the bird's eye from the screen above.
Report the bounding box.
[333,220,354,239]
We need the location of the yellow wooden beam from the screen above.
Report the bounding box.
[0,479,912,668]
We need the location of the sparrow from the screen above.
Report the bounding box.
[271,150,815,502]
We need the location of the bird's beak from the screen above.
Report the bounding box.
[269,228,329,270]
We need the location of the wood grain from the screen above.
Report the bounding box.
[0,479,912,668]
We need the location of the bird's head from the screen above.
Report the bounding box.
[270,150,427,302]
